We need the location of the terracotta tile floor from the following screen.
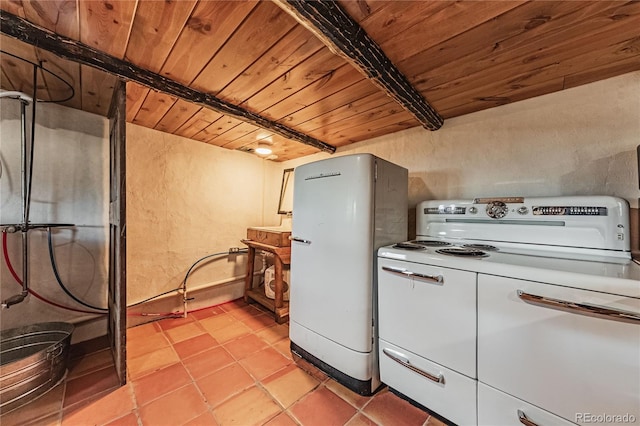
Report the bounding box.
[0,299,450,426]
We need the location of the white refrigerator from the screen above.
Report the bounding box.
[289,154,407,395]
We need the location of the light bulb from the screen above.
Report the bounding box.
[255,146,272,155]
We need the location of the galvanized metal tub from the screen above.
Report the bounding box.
[0,322,74,414]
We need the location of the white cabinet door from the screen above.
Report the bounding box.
[378,258,477,378]
[380,339,477,426]
[478,275,640,424]
[478,383,576,426]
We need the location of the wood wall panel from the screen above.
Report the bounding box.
[337,0,387,23]
[376,1,524,64]
[564,57,640,90]
[430,20,640,110]
[125,81,148,122]
[80,64,115,116]
[217,122,263,149]
[0,36,47,100]
[310,100,409,141]
[329,112,416,147]
[194,116,242,144]
[294,91,392,134]
[264,64,363,121]
[410,2,630,92]
[174,108,223,140]
[227,129,273,151]
[218,24,325,106]
[438,78,566,119]
[190,2,297,95]
[0,0,24,17]
[125,0,197,73]
[240,49,345,114]
[79,0,138,58]
[281,78,381,128]
[131,90,176,129]
[350,0,454,37]
[37,49,81,109]
[3,0,80,39]
[159,0,258,85]
[2,0,638,161]
[154,99,201,135]
[1,56,38,96]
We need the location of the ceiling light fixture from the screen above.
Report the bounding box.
[255,142,273,156]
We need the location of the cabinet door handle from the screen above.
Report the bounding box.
[382,348,445,384]
[518,410,539,426]
[381,266,443,284]
[517,290,640,324]
[289,236,311,245]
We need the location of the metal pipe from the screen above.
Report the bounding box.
[24,64,37,227]
[2,67,36,309]
[20,230,28,298]
[0,90,33,102]
[20,100,27,223]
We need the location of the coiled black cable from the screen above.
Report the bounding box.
[48,228,248,311]
[47,227,108,312]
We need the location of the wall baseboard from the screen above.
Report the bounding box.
[126,277,245,329]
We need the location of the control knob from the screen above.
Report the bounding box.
[486,201,508,219]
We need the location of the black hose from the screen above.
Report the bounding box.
[181,250,247,292]
[47,227,108,311]
[48,228,248,311]
[127,249,248,308]
[127,287,182,308]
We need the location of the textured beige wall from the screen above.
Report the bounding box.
[0,100,109,342]
[284,71,640,237]
[125,124,283,313]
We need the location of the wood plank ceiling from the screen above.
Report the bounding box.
[1,1,639,161]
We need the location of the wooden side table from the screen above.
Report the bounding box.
[241,239,291,323]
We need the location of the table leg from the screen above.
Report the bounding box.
[274,255,283,310]
[244,247,256,303]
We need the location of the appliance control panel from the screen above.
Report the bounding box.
[532,206,607,216]
[415,196,631,254]
[424,206,466,214]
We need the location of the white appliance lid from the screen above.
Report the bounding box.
[416,196,631,254]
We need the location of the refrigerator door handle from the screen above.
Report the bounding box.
[289,236,312,245]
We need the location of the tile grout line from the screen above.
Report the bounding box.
[64,299,439,426]
[189,305,312,425]
[158,318,220,425]
[134,306,292,424]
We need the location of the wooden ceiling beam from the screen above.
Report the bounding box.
[0,11,336,154]
[273,0,444,131]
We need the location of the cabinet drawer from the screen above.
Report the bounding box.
[378,258,477,378]
[379,339,477,426]
[247,228,291,247]
[478,382,575,426]
[478,275,640,424]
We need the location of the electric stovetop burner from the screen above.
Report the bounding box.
[412,240,452,247]
[462,244,498,251]
[436,247,489,258]
[393,242,426,250]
